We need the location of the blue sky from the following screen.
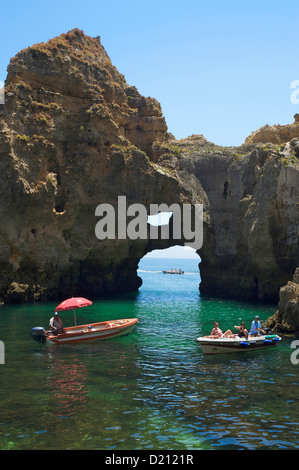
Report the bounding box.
[1,0,299,146]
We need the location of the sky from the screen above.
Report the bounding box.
[1,0,299,147]
[0,1,298,259]
[144,246,199,259]
[146,213,199,258]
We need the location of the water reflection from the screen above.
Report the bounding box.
[45,349,89,418]
[131,339,299,450]
[1,295,299,450]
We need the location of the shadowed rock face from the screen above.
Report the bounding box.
[156,137,299,304]
[0,29,197,303]
[0,29,299,317]
[265,268,299,335]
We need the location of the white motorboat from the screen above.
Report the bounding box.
[196,334,281,355]
[31,318,139,345]
[31,296,138,345]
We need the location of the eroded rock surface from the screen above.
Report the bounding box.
[0,29,198,302]
[245,115,299,145]
[155,137,299,303]
[265,268,299,334]
[0,29,299,318]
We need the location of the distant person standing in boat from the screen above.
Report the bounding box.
[49,312,65,335]
[249,316,266,336]
[211,321,233,338]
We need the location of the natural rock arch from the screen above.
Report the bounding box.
[0,30,299,307]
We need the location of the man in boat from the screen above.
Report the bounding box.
[49,312,65,335]
[249,315,266,336]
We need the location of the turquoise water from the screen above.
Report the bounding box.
[0,257,299,450]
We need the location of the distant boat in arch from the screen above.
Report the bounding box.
[162,269,184,274]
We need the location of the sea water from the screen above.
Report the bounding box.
[0,257,298,450]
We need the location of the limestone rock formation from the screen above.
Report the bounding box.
[265,268,299,334]
[0,29,298,315]
[154,137,299,303]
[245,115,299,145]
[0,29,199,303]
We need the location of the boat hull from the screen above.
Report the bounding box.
[45,318,138,345]
[196,335,281,355]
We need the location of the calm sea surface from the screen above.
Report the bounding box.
[0,257,299,450]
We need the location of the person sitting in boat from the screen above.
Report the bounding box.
[249,316,266,336]
[234,322,248,339]
[211,321,234,338]
[49,312,65,335]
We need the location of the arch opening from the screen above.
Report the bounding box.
[137,244,201,296]
[134,210,201,292]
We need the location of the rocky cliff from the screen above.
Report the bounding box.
[0,29,198,303]
[245,114,299,145]
[265,268,299,334]
[154,136,299,303]
[0,29,299,324]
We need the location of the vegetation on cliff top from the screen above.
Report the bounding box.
[11,29,108,66]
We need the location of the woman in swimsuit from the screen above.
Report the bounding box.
[211,321,234,338]
[234,322,248,339]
